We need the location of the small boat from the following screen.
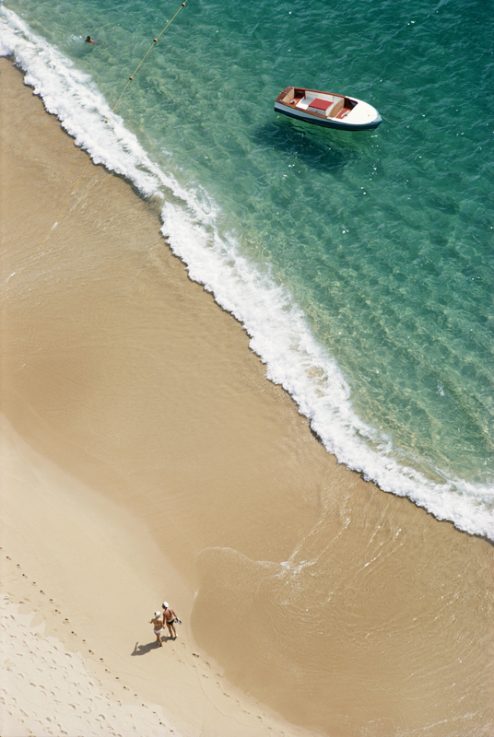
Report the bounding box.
[274,86,382,131]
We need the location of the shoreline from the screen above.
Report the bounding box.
[1,57,493,737]
[1,3,490,541]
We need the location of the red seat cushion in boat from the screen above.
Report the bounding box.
[309,97,332,111]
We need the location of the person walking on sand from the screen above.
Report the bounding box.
[150,610,165,647]
[162,601,178,640]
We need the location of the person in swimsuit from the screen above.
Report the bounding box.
[149,610,165,647]
[162,601,178,640]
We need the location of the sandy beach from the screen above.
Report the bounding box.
[1,57,493,737]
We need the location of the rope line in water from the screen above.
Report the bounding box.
[111,0,188,114]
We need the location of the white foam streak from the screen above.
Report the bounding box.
[2,7,492,541]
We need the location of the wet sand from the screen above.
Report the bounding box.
[1,58,493,737]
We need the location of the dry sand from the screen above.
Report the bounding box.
[1,58,493,737]
[1,593,172,737]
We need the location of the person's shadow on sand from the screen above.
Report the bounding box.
[131,640,162,656]
[131,637,174,655]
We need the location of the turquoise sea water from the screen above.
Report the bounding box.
[1,0,493,538]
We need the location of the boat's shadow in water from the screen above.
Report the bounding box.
[256,117,373,172]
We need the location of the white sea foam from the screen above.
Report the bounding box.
[2,6,493,541]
